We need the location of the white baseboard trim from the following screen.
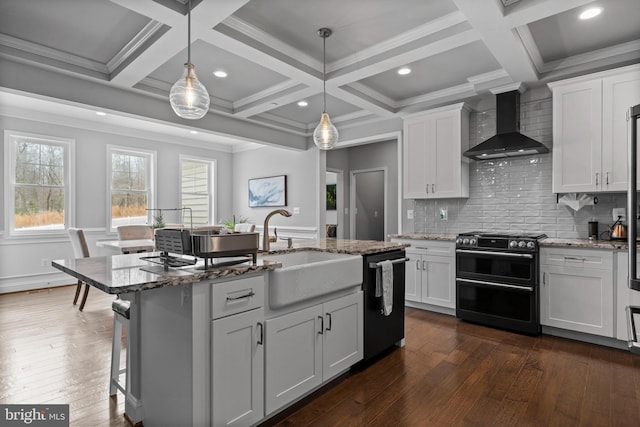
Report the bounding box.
[0,272,72,294]
[406,300,455,316]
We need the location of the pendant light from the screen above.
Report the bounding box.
[313,28,338,150]
[169,0,210,120]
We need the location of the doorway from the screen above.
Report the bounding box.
[350,168,386,241]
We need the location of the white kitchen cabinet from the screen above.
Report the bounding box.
[540,248,614,337]
[265,291,363,415]
[393,239,455,309]
[210,275,265,426]
[211,307,264,427]
[403,103,470,199]
[549,64,640,193]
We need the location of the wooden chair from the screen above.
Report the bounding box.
[116,225,152,240]
[68,228,91,311]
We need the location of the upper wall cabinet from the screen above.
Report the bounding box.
[403,103,470,199]
[549,64,640,193]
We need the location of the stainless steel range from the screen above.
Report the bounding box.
[455,231,547,335]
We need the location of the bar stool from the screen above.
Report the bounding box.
[110,298,131,397]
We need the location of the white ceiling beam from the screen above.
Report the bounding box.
[108,0,249,87]
[452,0,539,83]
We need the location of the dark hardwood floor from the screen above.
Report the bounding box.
[1,286,639,426]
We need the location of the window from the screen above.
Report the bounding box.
[108,146,155,231]
[4,130,75,235]
[180,156,214,226]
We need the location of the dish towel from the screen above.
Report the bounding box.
[375,260,393,316]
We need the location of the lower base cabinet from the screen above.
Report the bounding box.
[211,307,264,427]
[265,291,363,415]
[540,248,614,337]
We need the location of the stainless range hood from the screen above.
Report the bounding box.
[463,90,549,160]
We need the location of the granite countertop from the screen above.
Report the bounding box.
[388,233,457,241]
[264,238,409,255]
[540,238,637,250]
[52,238,408,294]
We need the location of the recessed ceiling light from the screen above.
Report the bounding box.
[579,7,602,20]
[297,100,308,107]
[189,130,198,135]
[397,67,412,76]
[213,70,228,78]
[95,111,107,116]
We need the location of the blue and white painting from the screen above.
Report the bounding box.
[249,175,287,207]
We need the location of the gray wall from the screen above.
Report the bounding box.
[409,88,628,239]
[327,138,399,239]
[0,114,233,292]
[232,145,319,231]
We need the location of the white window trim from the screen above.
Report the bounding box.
[3,130,76,238]
[179,155,216,226]
[106,144,157,233]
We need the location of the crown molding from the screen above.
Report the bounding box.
[541,39,640,75]
[106,20,166,73]
[0,33,109,74]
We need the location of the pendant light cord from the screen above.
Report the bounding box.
[322,33,326,113]
[187,0,192,64]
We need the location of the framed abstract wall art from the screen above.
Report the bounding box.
[248,175,287,207]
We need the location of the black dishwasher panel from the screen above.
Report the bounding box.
[362,250,406,362]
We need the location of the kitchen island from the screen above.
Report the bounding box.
[52,239,406,427]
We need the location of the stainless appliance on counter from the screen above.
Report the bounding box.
[455,231,547,335]
[143,228,259,272]
[626,104,640,354]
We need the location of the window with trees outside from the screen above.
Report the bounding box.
[180,157,214,226]
[108,146,155,231]
[4,130,75,235]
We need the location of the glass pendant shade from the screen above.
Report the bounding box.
[170,63,210,120]
[313,112,339,150]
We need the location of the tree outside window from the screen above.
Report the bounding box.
[109,148,154,230]
[5,131,73,233]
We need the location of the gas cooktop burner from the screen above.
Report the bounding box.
[457,231,547,240]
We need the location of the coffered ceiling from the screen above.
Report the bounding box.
[0,0,638,151]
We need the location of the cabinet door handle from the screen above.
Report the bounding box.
[606,172,609,185]
[318,316,324,335]
[257,322,263,345]
[426,184,429,194]
[595,172,599,187]
[422,260,427,270]
[543,272,546,286]
[416,260,420,270]
[564,256,586,262]
[326,313,332,331]
[226,291,255,301]
[432,184,435,193]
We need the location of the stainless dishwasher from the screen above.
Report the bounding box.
[362,250,408,362]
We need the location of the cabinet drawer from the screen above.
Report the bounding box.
[540,247,613,270]
[211,275,265,320]
[395,239,454,257]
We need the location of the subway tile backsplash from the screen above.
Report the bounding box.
[412,91,628,238]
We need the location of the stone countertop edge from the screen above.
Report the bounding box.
[388,233,637,250]
[388,233,457,241]
[52,239,409,295]
[539,238,636,250]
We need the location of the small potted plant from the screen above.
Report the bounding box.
[224,215,248,232]
[149,213,165,239]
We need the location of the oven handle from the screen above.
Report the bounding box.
[456,278,534,292]
[456,249,534,259]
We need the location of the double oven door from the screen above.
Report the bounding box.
[456,247,540,335]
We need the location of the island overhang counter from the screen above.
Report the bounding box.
[51,239,407,426]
